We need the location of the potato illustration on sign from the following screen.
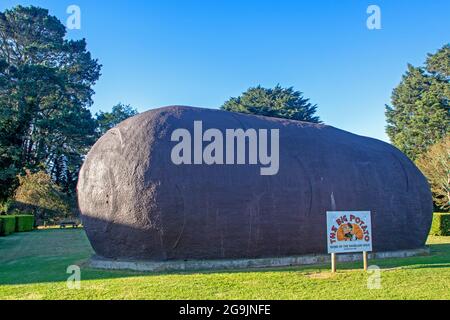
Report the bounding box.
[337,223,364,241]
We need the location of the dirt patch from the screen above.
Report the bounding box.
[304,272,335,279]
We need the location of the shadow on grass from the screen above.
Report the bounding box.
[0,228,449,286]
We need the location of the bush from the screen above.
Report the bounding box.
[416,136,449,211]
[0,199,13,214]
[0,216,16,236]
[15,214,34,232]
[430,213,450,236]
[13,170,72,225]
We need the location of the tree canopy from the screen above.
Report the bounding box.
[96,103,138,135]
[385,44,449,160]
[13,170,71,221]
[221,85,320,123]
[0,5,101,199]
[416,135,450,211]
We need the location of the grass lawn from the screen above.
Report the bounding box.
[0,229,449,300]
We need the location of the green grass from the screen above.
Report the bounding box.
[0,229,449,300]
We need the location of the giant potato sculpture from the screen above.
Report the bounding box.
[77,106,432,261]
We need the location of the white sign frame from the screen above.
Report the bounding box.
[326,211,373,254]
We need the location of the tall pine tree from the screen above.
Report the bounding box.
[386,44,449,160]
[0,6,101,199]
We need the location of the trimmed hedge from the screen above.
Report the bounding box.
[0,216,16,236]
[15,215,34,232]
[430,213,450,236]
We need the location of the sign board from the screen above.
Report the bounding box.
[327,211,372,254]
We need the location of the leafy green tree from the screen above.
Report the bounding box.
[221,85,320,123]
[426,44,450,78]
[96,103,138,135]
[12,170,71,223]
[386,44,449,160]
[0,6,101,199]
[416,135,450,211]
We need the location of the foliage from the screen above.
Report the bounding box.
[416,135,450,210]
[386,44,449,160]
[12,170,71,223]
[0,5,101,199]
[0,199,12,214]
[222,85,320,123]
[426,44,450,77]
[96,103,138,135]
[14,215,34,232]
[0,216,15,236]
[430,213,450,236]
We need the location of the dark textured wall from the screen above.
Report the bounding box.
[77,106,433,261]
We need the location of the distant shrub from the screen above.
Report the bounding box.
[15,215,34,232]
[430,213,450,236]
[0,199,13,214]
[0,216,16,236]
[12,170,71,225]
[416,136,449,211]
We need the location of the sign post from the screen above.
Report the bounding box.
[326,211,372,273]
[331,253,336,273]
[363,251,368,271]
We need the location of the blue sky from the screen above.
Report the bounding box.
[1,0,449,141]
